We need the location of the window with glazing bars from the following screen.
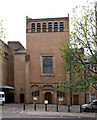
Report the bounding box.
[60,22,64,32]
[32,91,39,97]
[42,23,46,32]
[90,93,96,102]
[37,23,41,32]
[57,91,65,97]
[43,58,52,74]
[32,23,35,32]
[48,22,52,32]
[54,22,58,32]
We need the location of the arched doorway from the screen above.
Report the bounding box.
[45,92,52,104]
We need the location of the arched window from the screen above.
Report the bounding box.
[37,23,41,32]
[43,58,52,74]
[48,22,52,32]
[60,22,64,32]
[54,22,58,32]
[42,23,46,32]
[32,23,35,32]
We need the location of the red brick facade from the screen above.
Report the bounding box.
[25,17,69,104]
[0,16,96,104]
[0,40,25,103]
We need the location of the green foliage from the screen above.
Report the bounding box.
[58,1,97,94]
[0,20,5,57]
[0,20,5,42]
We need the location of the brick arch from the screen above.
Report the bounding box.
[31,85,40,89]
[42,85,53,89]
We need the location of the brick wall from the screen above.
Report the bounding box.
[26,17,69,104]
[14,52,26,103]
[8,41,25,87]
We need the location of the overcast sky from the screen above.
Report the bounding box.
[0,0,94,48]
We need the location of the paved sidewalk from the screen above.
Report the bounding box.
[2,104,97,119]
[21,110,96,118]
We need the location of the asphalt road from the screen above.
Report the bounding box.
[1,118,95,120]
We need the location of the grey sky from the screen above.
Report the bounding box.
[0,0,94,48]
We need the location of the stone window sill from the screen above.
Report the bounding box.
[40,73,55,77]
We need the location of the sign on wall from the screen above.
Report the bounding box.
[59,97,64,102]
[33,97,38,101]
[44,100,48,104]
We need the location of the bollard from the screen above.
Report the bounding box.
[68,105,70,112]
[2,102,3,106]
[45,104,47,111]
[57,104,58,112]
[92,107,94,112]
[80,105,82,113]
[23,103,25,110]
[34,103,36,111]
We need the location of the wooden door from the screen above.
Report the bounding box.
[20,94,24,103]
[45,92,52,104]
[73,95,79,105]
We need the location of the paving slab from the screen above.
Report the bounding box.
[1,104,97,119]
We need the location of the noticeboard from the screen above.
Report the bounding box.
[44,100,48,104]
[33,97,38,101]
[59,97,64,101]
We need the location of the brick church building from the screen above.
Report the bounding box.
[0,15,96,104]
[15,16,70,104]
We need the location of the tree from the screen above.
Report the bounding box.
[0,20,5,56]
[58,1,97,103]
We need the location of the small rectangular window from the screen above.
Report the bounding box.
[32,91,39,97]
[57,91,65,98]
[37,91,39,96]
[60,92,62,97]
[63,93,65,97]
[35,91,36,96]
[57,91,59,97]
[90,93,96,102]
[32,92,33,96]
